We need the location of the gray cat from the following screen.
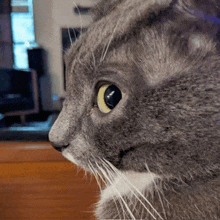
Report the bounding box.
[49,0,220,219]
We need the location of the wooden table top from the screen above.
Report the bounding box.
[0,142,99,220]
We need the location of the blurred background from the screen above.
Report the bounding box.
[0,0,97,140]
[0,0,99,219]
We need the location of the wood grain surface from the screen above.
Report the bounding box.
[0,142,99,220]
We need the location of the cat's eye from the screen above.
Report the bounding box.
[97,84,122,113]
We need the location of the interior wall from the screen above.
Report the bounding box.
[33,0,97,110]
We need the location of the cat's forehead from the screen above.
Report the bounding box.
[66,0,173,71]
[66,37,137,82]
[65,0,219,88]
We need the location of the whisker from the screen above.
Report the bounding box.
[100,17,121,62]
[91,50,97,69]
[88,161,102,191]
[72,1,83,35]
[83,169,88,180]
[68,27,73,46]
[62,47,68,54]
[100,160,127,220]
[73,28,77,42]
[103,160,157,220]
[103,159,164,220]
[145,164,167,220]
[99,172,123,218]
[96,161,136,219]
[89,155,130,219]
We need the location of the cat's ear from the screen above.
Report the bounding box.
[134,0,220,87]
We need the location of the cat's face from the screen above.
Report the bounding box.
[49,0,220,181]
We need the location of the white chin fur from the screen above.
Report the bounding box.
[62,150,79,165]
[100,171,160,204]
[62,150,160,206]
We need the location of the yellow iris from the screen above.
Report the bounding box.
[97,84,111,113]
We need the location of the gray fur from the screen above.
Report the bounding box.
[49,0,220,219]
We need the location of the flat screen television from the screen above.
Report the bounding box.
[0,68,39,116]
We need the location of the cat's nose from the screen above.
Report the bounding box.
[49,127,70,152]
[48,109,71,152]
[50,142,69,152]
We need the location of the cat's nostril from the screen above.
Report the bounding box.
[54,146,63,152]
[54,146,61,152]
[50,142,69,152]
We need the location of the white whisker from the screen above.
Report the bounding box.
[103,160,157,220]
[96,161,136,219]
[72,1,83,35]
[73,28,77,42]
[100,17,121,62]
[62,48,67,54]
[68,27,73,46]
[103,159,164,220]
[90,158,123,218]
[100,161,127,220]
[83,169,88,180]
[88,161,102,191]
[97,163,125,219]
[146,164,168,220]
[91,50,97,69]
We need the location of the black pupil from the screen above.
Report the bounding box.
[104,85,122,109]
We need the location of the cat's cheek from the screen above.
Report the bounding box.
[62,147,91,171]
[61,134,100,170]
